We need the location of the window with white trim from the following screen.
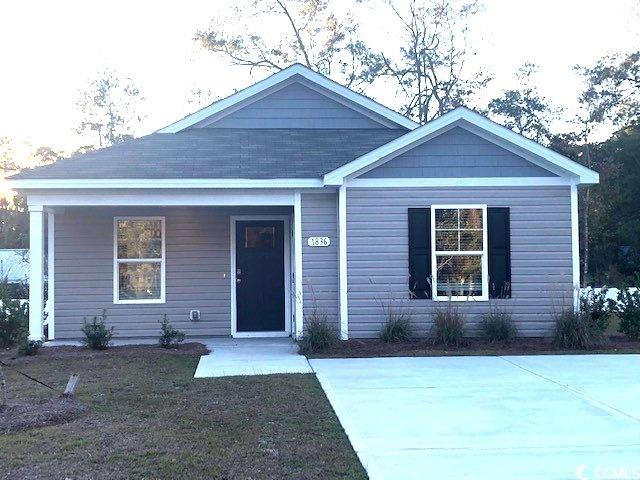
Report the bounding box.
[114,217,165,303]
[431,205,488,300]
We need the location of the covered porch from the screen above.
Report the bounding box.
[26,189,308,342]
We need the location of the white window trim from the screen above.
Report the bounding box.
[430,204,488,302]
[113,216,166,305]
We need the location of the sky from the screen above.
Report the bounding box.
[0,0,638,158]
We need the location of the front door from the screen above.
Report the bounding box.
[235,220,286,332]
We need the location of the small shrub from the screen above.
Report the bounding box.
[81,310,113,350]
[0,280,28,347]
[580,288,613,336]
[480,310,517,343]
[616,289,640,340]
[158,314,185,348]
[18,339,43,356]
[431,302,466,347]
[298,312,338,355]
[553,310,596,349]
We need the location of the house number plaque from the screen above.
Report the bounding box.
[307,236,331,247]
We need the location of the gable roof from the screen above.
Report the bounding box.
[157,64,419,132]
[323,107,600,185]
[9,129,406,186]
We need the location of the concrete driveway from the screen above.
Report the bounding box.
[310,355,640,480]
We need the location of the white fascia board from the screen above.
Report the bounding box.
[26,189,297,207]
[7,178,324,190]
[323,107,600,185]
[157,64,419,133]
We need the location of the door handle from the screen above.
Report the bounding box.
[236,278,241,284]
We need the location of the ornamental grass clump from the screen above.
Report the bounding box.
[379,316,413,343]
[480,310,517,343]
[377,285,413,343]
[298,307,338,356]
[431,302,466,347]
[553,310,595,349]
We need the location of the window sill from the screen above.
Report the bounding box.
[433,296,488,302]
[114,299,166,305]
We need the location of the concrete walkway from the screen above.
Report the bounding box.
[194,338,313,378]
[310,355,640,480]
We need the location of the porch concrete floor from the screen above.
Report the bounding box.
[310,355,640,480]
[194,337,313,378]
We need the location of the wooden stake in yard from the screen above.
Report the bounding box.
[62,374,79,396]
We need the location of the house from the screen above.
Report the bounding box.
[0,248,29,299]
[8,64,599,342]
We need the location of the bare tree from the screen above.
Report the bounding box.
[75,69,145,148]
[361,0,490,123]
[487,63,560,142]
[578,51,640,126]
[195,0,371,87]
[0,137,18,173]
[31,146,63,166]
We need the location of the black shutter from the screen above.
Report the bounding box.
[488,207,511,298]
[408,208,432,299]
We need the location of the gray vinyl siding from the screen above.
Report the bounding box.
[301,192,339,331]
[361,127,557,178]
[346,186,573,338]
[54,206,290,340]
[200,82,391,129]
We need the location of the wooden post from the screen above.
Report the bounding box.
[63,374,79,396]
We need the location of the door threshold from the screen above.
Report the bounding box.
[232,331,291,338]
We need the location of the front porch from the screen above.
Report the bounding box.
[26,189,310,342]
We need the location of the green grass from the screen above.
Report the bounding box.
[0,346,365,480]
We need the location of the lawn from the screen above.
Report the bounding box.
[0,345,366,480]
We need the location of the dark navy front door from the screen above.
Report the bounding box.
[235,220,285,332]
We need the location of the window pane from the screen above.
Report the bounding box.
[436,255,482,297]
[460,209,483,229]
[435,230,458,251]
[435,209,458,229]
[245,226,275,248]
[117,220,162,259]
[460,230,483,251]
[118,262,162,300]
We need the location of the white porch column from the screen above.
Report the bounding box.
[28,205,45,340]
[571,184,580,311]
[47,210,55,340]
[293,191,304,338]
[338,185,348,340]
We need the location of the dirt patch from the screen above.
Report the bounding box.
[1,396,87,434]
[307,336,640,358]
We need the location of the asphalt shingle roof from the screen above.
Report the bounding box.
[12,129,407,180]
